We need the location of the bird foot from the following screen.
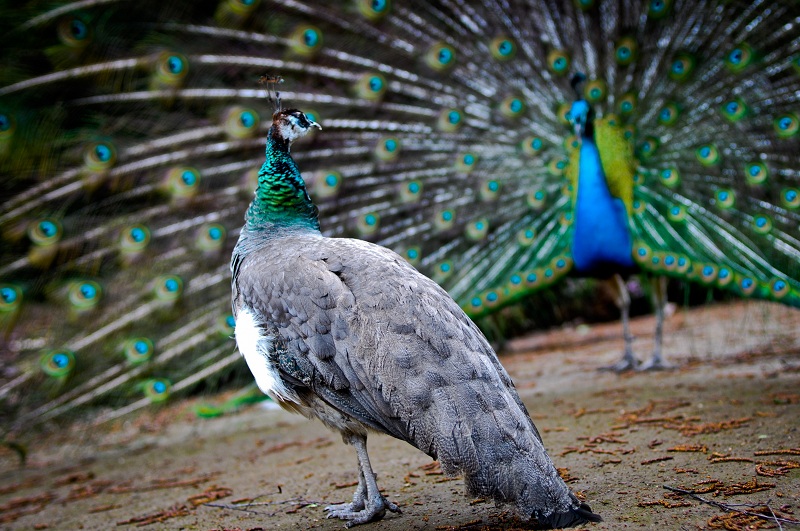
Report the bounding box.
[325,500,364,514]
[598,356,639,372]
[325,496,400,527]
[637,357,675,371]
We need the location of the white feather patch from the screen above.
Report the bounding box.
[235,307,297,403]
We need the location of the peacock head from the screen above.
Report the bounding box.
[568,99,593,138]
[568,72,595,138]
[271,108,321,145]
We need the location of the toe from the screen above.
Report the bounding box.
[326,496,398,526]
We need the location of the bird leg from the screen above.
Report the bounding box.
[325,468,367,514]
[599,275,639,371]
[325,432,400,526]
[638,276,674,371]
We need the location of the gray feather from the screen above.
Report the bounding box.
[232,232,587,521]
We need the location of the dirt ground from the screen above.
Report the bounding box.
[1,300,799,530]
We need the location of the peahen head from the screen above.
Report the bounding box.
[243,108,322,232]
[271,108,321,148]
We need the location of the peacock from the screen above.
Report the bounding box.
[230,101,601,527]
[2,0,800,431]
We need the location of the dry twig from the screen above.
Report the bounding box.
[663,485,800,529]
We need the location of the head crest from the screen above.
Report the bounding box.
[259,74,284,115]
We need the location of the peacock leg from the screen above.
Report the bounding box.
[599,275,639,371]
[325,432,400,526]
[639,276,674,371]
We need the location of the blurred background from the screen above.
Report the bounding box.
[1,0,799,439]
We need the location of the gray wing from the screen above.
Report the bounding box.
[233,234,541,454]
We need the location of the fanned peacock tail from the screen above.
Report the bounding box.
[1,0,799,429]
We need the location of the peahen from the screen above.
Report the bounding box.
[2,0,800,429]
[230,101,601,527]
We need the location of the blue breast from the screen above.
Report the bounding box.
[571,139,635,275]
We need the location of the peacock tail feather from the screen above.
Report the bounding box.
[1,0,799,428]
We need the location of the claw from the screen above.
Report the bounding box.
[325,500,365,516]
[326,434,401,526]
[325,496,399,527]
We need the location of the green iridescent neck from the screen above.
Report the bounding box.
[244,128,320,232]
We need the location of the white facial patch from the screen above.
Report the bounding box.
[281,113,321,143]
[235,307,297,403]
[282,116,304,143]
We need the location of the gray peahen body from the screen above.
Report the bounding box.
[1,0,799,428]
[230,106,601,527]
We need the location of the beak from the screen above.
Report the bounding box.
[307,116,322,130]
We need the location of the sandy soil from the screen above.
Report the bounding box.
[1,300,799,530]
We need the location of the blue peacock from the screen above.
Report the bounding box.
[1,0,799,429]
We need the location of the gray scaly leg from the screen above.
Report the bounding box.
[639,276,674,371]
[600,275,639,371]
[325,433,400,526]
[325,468,366,515]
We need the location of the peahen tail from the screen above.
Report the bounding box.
[411,341,603,528]
[2,0,799,428]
